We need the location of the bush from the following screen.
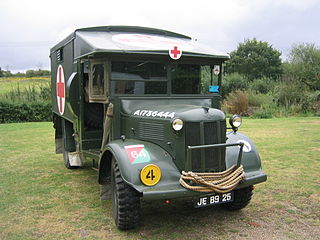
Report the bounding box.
[248,91,274,107]
[25,69,50,78]
[272,82,319,113]
[0,82,52,123]
[302,91,320,116]
[222,90,249,116]
[222,73,248,98]
[0,102,52,123]
[251,104,275,119]
[273,82,304,106]
[249,78,274,94]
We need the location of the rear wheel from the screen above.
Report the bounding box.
[221,186,253,211]
[111,158,141,230]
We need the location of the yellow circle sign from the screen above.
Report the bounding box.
[140,164,161,186]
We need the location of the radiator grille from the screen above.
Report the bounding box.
[138,122,165,141]
[185,121,226,171]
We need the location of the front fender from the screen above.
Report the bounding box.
[102,139,181,194]
[226,131,267,186]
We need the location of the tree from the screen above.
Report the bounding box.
[0,67,3,77]
[287,43,320,91]
[228,38,282,81]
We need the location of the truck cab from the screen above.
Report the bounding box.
[50,26,267,230]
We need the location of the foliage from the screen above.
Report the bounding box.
[0,102,52,123]
[0,68,50,78]
[222,90,249,115]
[0,83,51,103]
[0,81,51,123]
[249,77,274,94]
[247,91,273,107]
[251,104,275,119]
[0,69,13,77]
[228,38,282,81]
[285,43,320,91]
[26,69,51,78]
[272,81,316,113]
[273,82,303,106]
[221,73,248,98]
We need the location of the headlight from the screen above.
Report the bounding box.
[229,115,242,129]
[172,118,183,131]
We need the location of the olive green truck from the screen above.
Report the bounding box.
[50,26,267,230]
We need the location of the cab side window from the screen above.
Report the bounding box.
[89,61,108,102]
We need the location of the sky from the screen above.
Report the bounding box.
[0,0,319,72]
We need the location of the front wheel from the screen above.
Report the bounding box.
[111,158,141,230]
[221,186,253,211]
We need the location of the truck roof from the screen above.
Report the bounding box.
[50,26,229,60]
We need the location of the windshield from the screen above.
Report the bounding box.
[111,61,167,95]
[171,64,216,94]
[110,61,221,95]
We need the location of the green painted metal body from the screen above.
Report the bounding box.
[50,26,266,201]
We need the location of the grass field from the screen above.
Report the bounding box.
[0,118,319,240]
[0,77,50,95]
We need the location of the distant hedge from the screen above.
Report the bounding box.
[0,102,52,123]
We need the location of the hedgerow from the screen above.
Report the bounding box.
[0,81,52,123]
[0,102,52,123]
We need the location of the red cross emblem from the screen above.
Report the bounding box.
[169,46,182,60]
[56,65,65,115]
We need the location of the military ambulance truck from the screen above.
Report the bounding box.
[50,26,267,230]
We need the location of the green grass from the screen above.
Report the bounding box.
[0,77,50,95]
[0,118,319,240]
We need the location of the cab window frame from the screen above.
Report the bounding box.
[88,59,109,103]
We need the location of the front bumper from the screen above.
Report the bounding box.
[141,140,267,200]
[142,170,267,200]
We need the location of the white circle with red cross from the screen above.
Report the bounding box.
[56,65,65,115]
[169,45,183,60]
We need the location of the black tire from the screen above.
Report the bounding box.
[111,158,141,230]
[221,186,253,211]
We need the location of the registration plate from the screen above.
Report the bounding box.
[194,192,234,208]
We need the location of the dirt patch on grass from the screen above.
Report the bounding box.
[131,194,320,240]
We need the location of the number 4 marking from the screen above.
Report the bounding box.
[146,169,155,181]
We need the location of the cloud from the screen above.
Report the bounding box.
[0,0,319,70]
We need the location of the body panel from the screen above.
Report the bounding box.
[101,132,266,200]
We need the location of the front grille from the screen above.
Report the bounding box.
[185,121,226,172]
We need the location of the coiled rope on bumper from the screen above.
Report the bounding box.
[179,165,245,193]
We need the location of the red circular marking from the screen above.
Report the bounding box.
[169,46,182,60]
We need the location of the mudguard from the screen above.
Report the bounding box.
[226,131,267,188]
[101,134,267,200]
[102,139,181,195]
